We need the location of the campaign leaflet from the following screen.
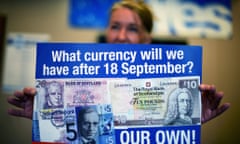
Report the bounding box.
[33,43,202,144]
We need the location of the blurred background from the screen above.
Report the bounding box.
[0,0,239,143]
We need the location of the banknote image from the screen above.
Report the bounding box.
[75,105,115,144]
[110,77,201,127]
[164,87,196,126]
[33,79,115,143]
[64,79,110,107]
[33,104,115,143]
[33,107,75,142]
[33,77,200,143]
[35,80,64,110]
[35,109,66,142]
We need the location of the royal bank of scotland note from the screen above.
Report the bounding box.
[109,76,201,127]
[32,79,115,144]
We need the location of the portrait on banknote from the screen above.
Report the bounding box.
[35,80,64,110]
[75,105,115,144]
[164,87,195,126]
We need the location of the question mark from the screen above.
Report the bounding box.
[187,61,194,73]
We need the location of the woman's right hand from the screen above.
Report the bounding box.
[7,87,36,120]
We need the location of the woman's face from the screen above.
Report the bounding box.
[106,7,151,44]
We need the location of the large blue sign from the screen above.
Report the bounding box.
[69,0,232,39]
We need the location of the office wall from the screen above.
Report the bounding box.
[189,1,240,143]
[0,0,239,143]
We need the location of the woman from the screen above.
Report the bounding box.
[7,0,230,124]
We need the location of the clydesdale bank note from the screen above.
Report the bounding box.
[109,76,201,127]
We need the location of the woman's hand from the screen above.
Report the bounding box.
[200,84,230,124]
[7,87,36,119]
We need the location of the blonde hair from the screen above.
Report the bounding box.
[110,0,153,33]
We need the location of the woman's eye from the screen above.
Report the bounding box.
[128,26,139,33]
[110,24,120,30]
